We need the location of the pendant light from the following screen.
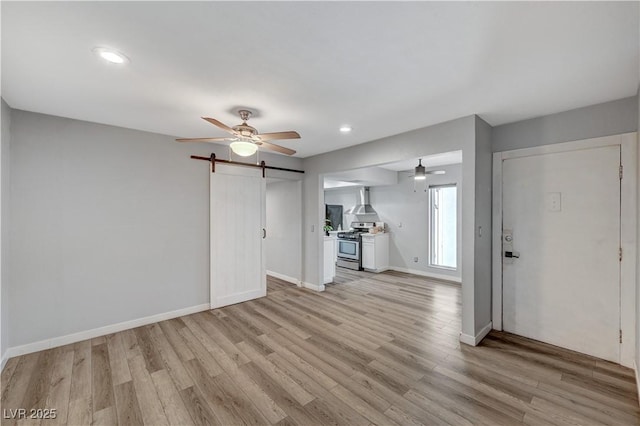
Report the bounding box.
[414,159,426,180]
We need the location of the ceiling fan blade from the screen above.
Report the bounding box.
[201,117,238,135]
[175,137,234,143]
[256,131,301,141]
[256,141,296,156]
[407,170,445,177]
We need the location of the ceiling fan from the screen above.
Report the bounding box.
[176,109,300,156]
[411,159,445,180]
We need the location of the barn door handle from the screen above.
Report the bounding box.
[263,228,266,239]
[504,251,520,258]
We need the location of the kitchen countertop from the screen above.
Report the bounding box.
[361,232,388,237]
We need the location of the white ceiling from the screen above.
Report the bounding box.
[2,2,638,158]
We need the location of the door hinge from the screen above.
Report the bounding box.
[619,164,623,180]
[620,329,623,344]
[619,247,623,261]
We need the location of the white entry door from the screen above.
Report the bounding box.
[502,145,621,362]
[210,163,266,309]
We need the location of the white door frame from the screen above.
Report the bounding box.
[492,133,637,367]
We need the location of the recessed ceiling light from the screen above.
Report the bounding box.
[339,125,352,133]
[92,47,129,64]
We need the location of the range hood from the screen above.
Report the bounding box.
[346,187,378,215]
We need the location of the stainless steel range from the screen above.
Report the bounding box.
[336,222,375,271]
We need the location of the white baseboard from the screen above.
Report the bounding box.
[389,266,461,283]
[267,270,301,286]
[364,267,390,273]
[635,361,640,407]
[3,303,210,362]
[460,321,493,346]
[301,281,325,292]
[1,351,8,372]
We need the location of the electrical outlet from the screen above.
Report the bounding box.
[413,257,418,263]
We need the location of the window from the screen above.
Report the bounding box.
[429,185,457,269]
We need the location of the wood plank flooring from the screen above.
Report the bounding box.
[2,269,638,425]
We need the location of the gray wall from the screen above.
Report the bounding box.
[492,96,638,152]
[637,88,640,374]
[473,117,493,334]
[325,164,463,280]
[7,109,301,348]
[266,180,302,282]
[303,115,490,339]
[1,99,11,361]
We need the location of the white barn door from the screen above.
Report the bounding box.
[210,164,266,309]
[502,145,621,362]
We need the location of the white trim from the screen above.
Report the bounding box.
[492,132,637,367]
[492,152,504,330]
[266,270,301,287]
[2,303,210,361]
[363,266,390,274]
[499,133,634,159]
[389,266,461,283]
[301,281,325,292]
[1,352,8,372]
[619,133,637,368]
[460,321,492,346]
[635,361,640,407]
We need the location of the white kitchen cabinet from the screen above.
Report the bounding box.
[323,236,336,284]
[361,233,389,273]
[328,230,340,263]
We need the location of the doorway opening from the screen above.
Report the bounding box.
[265,177,303,293]
[322,151,463,288]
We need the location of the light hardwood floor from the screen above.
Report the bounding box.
[2,270,639,425]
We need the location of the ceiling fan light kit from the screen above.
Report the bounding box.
[229,139,258,157]
[414,159,426,180]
